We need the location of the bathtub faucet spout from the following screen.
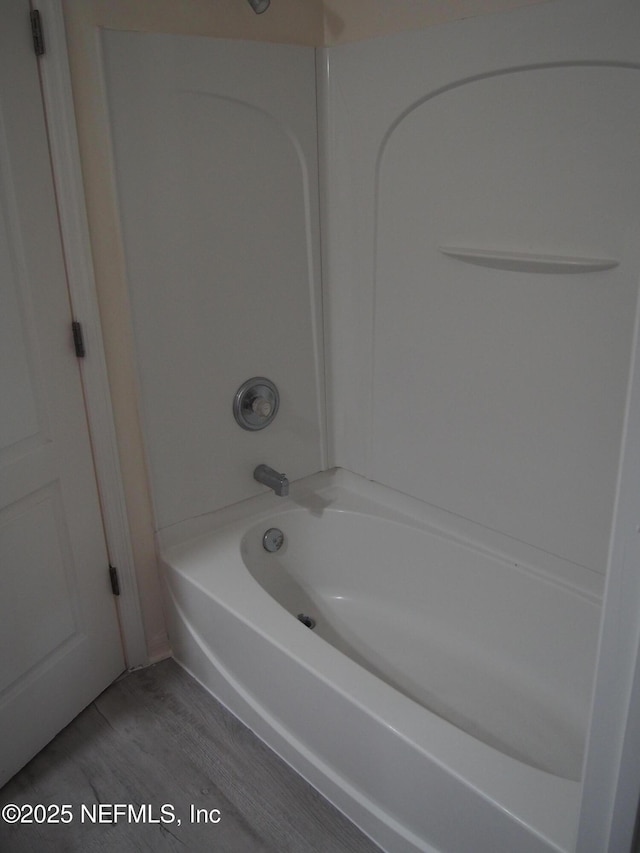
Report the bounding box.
[254,464,289,497]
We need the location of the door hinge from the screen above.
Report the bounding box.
[30,9,45,57]
[109,565,121,596]
[72,321,85,358]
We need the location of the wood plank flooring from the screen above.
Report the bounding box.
[0,659,382,852]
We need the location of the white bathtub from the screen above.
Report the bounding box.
[159,468,602,853]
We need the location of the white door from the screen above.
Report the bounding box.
[0,1,125,786]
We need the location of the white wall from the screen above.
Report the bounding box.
[322,0,640,578]
[102,33,325,530]
[322,0,553,44]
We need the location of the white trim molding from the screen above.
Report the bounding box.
[577,281,640,851]
[36,0,148,668]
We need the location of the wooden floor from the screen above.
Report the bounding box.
[0,659,382,852]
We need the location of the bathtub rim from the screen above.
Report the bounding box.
[158,467,604,603]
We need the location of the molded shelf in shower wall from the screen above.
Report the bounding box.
[439,246,619,274]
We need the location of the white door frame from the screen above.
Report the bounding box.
[36,0,147,669]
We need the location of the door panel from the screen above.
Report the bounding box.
[0,1,125,786]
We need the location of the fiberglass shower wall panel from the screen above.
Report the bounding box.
[323,0,640,577]
[101,33,325,530]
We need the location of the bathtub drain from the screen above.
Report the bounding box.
[297,613,316,630]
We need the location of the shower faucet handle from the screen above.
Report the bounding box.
[252,396,273,418]
[233,377,280,431]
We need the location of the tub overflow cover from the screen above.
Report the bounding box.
[262,527,284,552]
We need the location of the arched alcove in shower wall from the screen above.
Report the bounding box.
[101,33,325,531]
[323,3,640,586]
[371,63,640,574]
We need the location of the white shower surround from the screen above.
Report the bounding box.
[322,2,640,576]
[99,0,640,850]
[101,33,326,531]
